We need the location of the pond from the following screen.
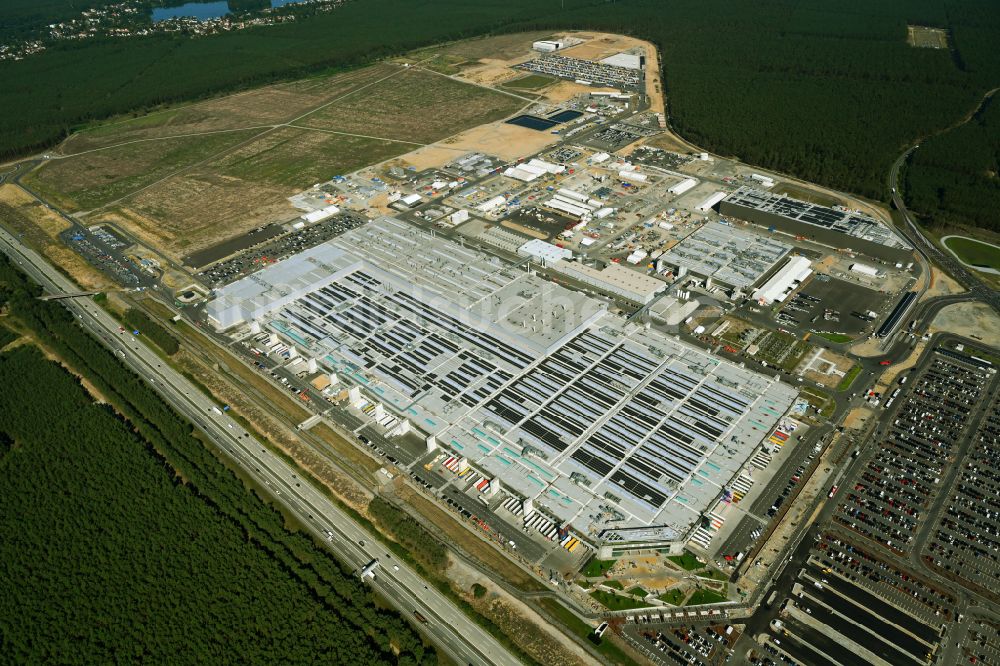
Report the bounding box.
[152,0,303,23]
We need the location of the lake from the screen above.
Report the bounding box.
[152,0,304,23]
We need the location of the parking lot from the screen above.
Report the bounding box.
[777,276,885,338]
[924,374,1000,590]
[961,619,1000,666]
[63,224,146,286]
[833,350,992,554]
[637,623,737,665]
[197,213,367,286]
[756,532,948,666]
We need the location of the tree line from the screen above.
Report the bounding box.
[0,254,438,665]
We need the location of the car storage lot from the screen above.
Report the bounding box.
[758,532,951,666]
[833,350,992,554]
[925,383,1000,592]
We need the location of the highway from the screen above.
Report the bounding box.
[888,147,1000,313]
[0,226,522,666]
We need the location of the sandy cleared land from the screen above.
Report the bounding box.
[85,128,411,257]
[929,301,1000,347]
[0,184,110,290]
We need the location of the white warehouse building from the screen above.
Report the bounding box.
[751,256,813,305]
[695,191,728,212]
[518,239,573,266]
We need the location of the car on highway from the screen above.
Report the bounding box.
[828,485,839,498]
[879,360,892,366]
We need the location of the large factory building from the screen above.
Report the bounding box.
[720,187,913,262]
[206,217,798,553]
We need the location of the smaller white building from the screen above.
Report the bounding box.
[518,239,573,266]
[668,178,697,195]
[752,256,813,305]
[695,191,727,212]
[301,205,340,224]
[850,263,880,277]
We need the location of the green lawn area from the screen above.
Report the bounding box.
[943,236,1000,271]
[813,331,854,344]
[627,586,649,597]
[698,569,729,582]
[837,364,862,391]
[590,590,652,611]
[581,558,617,577]
[604,580,624,591]
[537,599,642,666]
[685,588,728,606]
[667,552,703,571]
[503,74,555,90]
[659,589,686,606]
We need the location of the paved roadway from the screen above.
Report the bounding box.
[889,147,999,313]
[0,226,521,666]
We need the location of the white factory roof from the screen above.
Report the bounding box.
[668,178,697,195]
[301,205,340,223]
[696,191,728,212]
[206,243,358,330]
[207,216,798,544]
[553,260,666,302]
[518,238,573,264]
[400,193,422,206]
[752,255,812,304]
[477,195,507,213]
[600,52,643,70]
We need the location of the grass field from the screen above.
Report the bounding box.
[659,589,686,606]
[59,64,400,154]
[943,236,1000,271]
[23,130,260,212]
[536,598,642,666]
[582,558,617,577]
[296,66,524,144]
[667,552,703,571]
[590,589,652,611]
[814,331,854,344]
[627,586,649,597]
[837,364,863,391]
[685,588,728,606]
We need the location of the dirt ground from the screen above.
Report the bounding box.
[0,184,110,290]
[877,340,928,390]
[921,266,965,300]
[801,348,855,388]
[929,301,1000,348]
[449,556,592,666]
[427,119,561,163]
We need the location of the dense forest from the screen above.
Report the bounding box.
[904,95,1000,233]
[0,0,998,221]
[0,255,438,665]
[123,307,180,354]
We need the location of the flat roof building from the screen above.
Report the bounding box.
[551,260,666,305]
[518,239,573,266]
[206,217,797,550]
[721,186,913,261]
[752,255,812,304]
[659,221,791,290]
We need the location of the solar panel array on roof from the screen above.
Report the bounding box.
[724,186,910,249]
[209,216,798,543]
